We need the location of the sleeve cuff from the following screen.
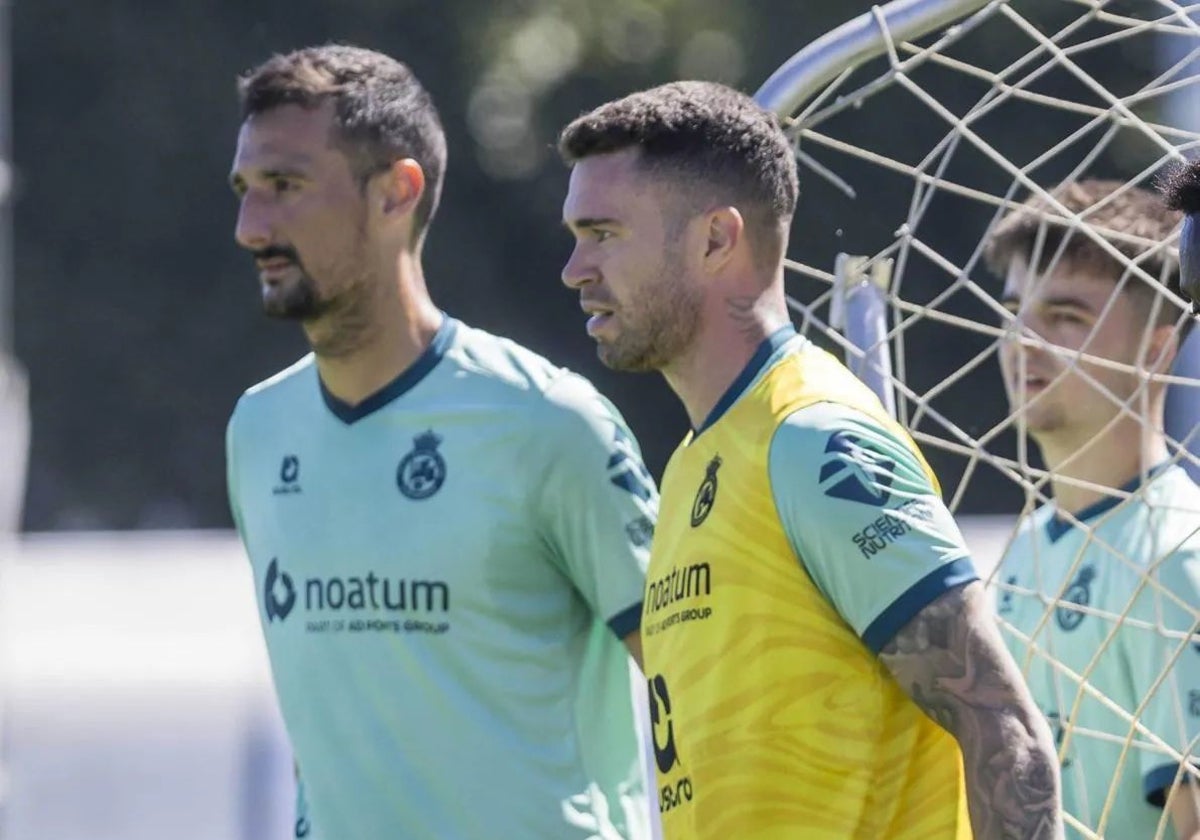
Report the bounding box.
[861,557,978,654]
[1144,762,1190,807]
[607,602,643,639]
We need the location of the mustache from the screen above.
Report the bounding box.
[252,245,301,263]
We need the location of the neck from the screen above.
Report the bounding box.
[308,251,442,406]
[1035,409,1168,516]
[663,288,790,430]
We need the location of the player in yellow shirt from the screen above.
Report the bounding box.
[557,81,1061,839]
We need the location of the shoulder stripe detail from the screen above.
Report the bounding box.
[1143,762,1182,808]
[861,558,978,654]
[607,602,643,639]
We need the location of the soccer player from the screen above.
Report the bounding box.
[225,46,657,839]
[557,81,1060,839]
[986,178,1200,839]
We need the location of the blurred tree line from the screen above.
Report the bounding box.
[11,0,1176,529]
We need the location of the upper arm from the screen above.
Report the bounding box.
[225,400,248,539]
[876,580,1039,735]
[538,374,656,639]
[769,402,977,653]
[1168,781,1200,840]
[622,629,644,671]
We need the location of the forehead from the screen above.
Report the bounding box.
[1003,256,1120,306]
[564,148,657,217]
[232,102,340,169]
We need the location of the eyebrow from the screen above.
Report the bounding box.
[563,216,621,232]
[999,293,1097,312]
[228,165,310,191]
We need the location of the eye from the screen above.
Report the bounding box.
[270,177,299,196]
[593,229,614,243]
[1048,310,1086,326]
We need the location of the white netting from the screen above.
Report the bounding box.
[771,1,1200,837]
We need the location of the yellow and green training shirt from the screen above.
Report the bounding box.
[642,325,977,839]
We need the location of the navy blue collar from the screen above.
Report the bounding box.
[693,324,797,436]
[1045,461,1172,542]
[319,316,458,425]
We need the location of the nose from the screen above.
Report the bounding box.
[1000,309,1055,374]
[234,191,272,252]
[561,244,595,290]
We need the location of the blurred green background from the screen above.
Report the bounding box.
[11,0,1180,529]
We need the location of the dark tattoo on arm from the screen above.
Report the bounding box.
[878,581,1062,840]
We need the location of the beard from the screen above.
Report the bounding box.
[254,243,325,321]
[263,269,322,320]
[597,236,702,372]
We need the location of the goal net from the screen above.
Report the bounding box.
[757,1,1200,837]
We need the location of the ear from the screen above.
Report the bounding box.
[702,206,744,270]
[1146,322,1179,374]
[379,158,425,218]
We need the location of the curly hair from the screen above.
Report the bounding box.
[1158,159,1200,215]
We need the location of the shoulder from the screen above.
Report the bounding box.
[228,354,317,438]
[767,400,924,480]
[997,506,1053,567]
[450,322,629,442]
[1136,465,1200,560]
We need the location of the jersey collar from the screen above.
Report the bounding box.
[693,324,798,436]
[319,316,459,425]
[1045,460,1172,542]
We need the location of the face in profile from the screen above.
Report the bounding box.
[229,101,372,322]
[561,148,702,372]
[999,256,1165,439]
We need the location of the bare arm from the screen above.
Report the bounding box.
[1168,780,1200,840]
[622,629,643,671]
[878,581,1062,840]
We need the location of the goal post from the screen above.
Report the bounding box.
[754,1,1200,837]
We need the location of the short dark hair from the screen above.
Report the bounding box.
[558,81,799,268]
[985,178,1189,336]
[238,44,447,244]
[1159,159,1200,214]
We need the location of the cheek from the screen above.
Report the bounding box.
[997,345,1014,375]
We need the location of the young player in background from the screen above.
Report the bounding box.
[225,45,656,839]
[987,178,1200,839]
[558,80,1060,840]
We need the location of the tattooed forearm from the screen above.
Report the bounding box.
[879,581,1063,840]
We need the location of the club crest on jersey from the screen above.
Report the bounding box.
[1055,566,1095,631]
[691,455,722,527]
[397,430,447,500]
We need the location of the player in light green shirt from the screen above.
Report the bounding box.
[987,178,1200,839]
[225,46,654,839]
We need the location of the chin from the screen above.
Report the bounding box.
[262,289,321,320]
[598,344,659,373]
[1012,407,1063,436]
